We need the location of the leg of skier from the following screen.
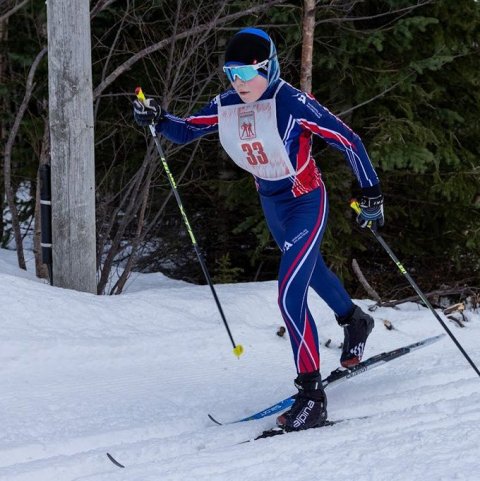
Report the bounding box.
[260,186,328,431]
[309,235,375,368]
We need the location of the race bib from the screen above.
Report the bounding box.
[217,85,295,180]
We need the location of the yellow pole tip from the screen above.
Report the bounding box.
[135,87,145,102]
[349,199,361,214]
[233,345,244,358]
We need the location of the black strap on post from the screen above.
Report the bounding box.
[39,164,53,285]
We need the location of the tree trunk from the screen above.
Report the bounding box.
[3,46,46,270]
[47,0,96,293]
[300,0,315,93]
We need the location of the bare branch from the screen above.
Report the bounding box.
[338,73,415,117]
[93,0,288,98]
[3,46,47,270]
[90,0,118,20]
[93,0,130,120]
[379,286,480,308]
[352,258,382,303]
[315,1,434,28]
[0,0,30,24]
[96,143,157,294]
[109,155,156,294]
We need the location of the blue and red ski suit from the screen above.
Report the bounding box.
[156,78,380,374]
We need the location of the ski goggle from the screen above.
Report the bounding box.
[223,58,269,83]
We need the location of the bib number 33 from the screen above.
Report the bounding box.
[241,141,269,165]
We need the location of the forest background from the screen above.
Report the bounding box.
[1,0,479,301]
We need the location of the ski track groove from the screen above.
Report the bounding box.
[1,264,478,481]
[66,404,480,481]
[3,335,478,479]
[3,367,476,481]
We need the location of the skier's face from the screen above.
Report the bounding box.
[231,74,268,103]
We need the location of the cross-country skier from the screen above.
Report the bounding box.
[133,27,384,431]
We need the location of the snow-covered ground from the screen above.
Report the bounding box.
[0,247,479,481]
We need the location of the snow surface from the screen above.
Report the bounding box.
[0,248,479,481]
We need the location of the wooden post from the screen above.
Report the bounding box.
[47,0,96,293]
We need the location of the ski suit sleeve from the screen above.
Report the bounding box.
[155,97,219,145]
[292,92,380,194]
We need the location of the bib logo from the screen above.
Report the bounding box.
[239,111,256,140]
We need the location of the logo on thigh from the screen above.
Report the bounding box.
[282,229,310,252]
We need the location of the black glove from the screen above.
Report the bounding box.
[356,193,384,230]
[133,98,163,126]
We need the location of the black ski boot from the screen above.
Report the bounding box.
[336,304,374,368]
[276,371,328,431]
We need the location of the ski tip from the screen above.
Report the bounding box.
[107,452,125,468]
[207,413,223,425]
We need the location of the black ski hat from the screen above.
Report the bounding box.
[225,29,270,65]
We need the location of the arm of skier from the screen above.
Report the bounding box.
[155,98,219,145]
[294,94,379,193]
[293,92,384,227]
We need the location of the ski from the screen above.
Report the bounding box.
[106,452,125,468]
[208,333,445,425]
[239,414,373,444]
[106,418,359,468]
[240,421,339,444]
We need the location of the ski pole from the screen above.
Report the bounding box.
[350,200,480,378]
[135,87,244,359]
